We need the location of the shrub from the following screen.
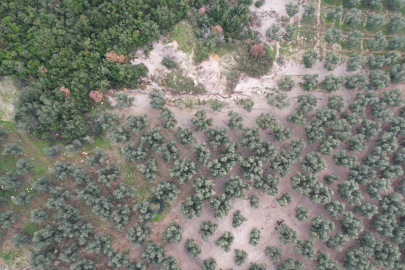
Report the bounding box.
[228,110,244,130]
[354,202,378,219]
[208,99,227,112]
[46,187,71,210]
[344,8,362,28]
[162,56,177,68]
[232,210,247,227]
[390,64,405,83]
[191,109,213,131]
[215,231,234,252]
[43,146,60,157]
[291,172,317,196]
[323,74,346,92]
[110,204,131,230]
[192,177,215,201]
[267,93,292,109]
[115,92,134,108]
[169,159,198,184]
[346,30,362,48]
[193,143,211,166]
[250,196,259,209]
[283,23,297,42]
[298,93,317,112]
[303,3,316,19]
[338,180,364,206]
[11,230,32,248]
[266,23,280,40]
[31,208,49,224]
[324,174,339,184]
[277,76,295,91]
[176,127,196,145]
[341,211,363,239]
[389,13,405,33]
[366,12,385,29]
[369,70,390,89]
[202,258,216,270]
[327,6,343,21]
[324,51,341,71]
[0,171,22,191]
[12,192,34,205]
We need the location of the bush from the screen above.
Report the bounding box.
[277,192,293,207]
[162,56,177,68]
[338,180,364,206]
[115,92,134,108]
[309,182,333,204]
[85,147,107,167]
[254,142,278,162]
[126,114,149,133]
[193,143,211,166]
[389,36,405,49]
[241,126,262,149]
[291,172,317,196]
[367,31,388,51]
[277,76,295,91]
[215,231,234,252]
[176,127,196,145]
[369,70,390,89]
[208,99,227,112]
[207,127,230,148]
[227,110,244,130]
[86,233,112,255]
[191,109,213,131]
[325,28,343,44]
[302,49,318,68]
[255,0,263,7]
[12,192,34,205]
[305,120,325,144]
[142,241,166,265]
[157,141,179,162]
[265,246,283,263]
[285,2,299,17]
[266,23,280,40]
[333,150,358,168]
[60,243,78,262]
[240,98,254,112]
[162,222,183,244]
[97,111,120,131]
[249,228,261,246]
[287,109,306,125]
[295,205,309,222]
[278,223,298,245]
[354,202,378,219]
[2,143,23,155]
[46,187,72,210]
[323,74,345,92]
[110,204,131,230]
[16,158,35,175]
[180,196,203,220]
[232,210,247,227]
[301,152,327,173]
[43,146,60,157]
[310,214,335,241]
[390,64,405,83]
[207,142,243,178]
[185,239,201,257]
[324,174,339,184]
[254,173,280,196]
[133,201,156,223]
[192,177,215,201]
[234,249,248,266]
[148,92,166,109]
[138,158,157,182]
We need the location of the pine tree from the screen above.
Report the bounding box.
[341,211,363,239]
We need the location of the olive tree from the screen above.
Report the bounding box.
[43,146,60,157]
[341,211,363,239]
[295,240,316,260]
[228,110,244,130]
[324,51,341,71]
[366,13,385,29]
[148,92,166,109]
[344,8,362,28]
[192,177,215,201]
[169,159,198,184]
[277,76,295,91]
[160,108,177,129]
[326,232,349,252]
[208,99,227,112]
[354,203,378,219]
[277,192,293,207]
[338,180,364,206]
[200,221,218,241]
[31,208,49,224]
[295,205,310,222]
[0,171,22,191]
[278,223,298,245]
[234,249,248,266]
[121,142,147,163]
[209,194,233,219]
[12,192,34,205]
[191,109,213,131]
[138,158,157,182]
[85,147,107,167]
[185,239,201,257]
[283,23,297,42]
[302,49,319,68]
[346,30,362,48]
[310,214,335,241]
[254,173,280,196]
[126,114,149,132]
[265,246,283,263]
[46,187,71,210]
[215,231,234,252]
[267,93,292,109]
[367,31,388,51]
[193,143,211,166]
[162,222,183,244]
[153,181,180,202]
[285,2,299,17]
[266,23,281,40]
[142,241,166,265]
[369,70,390,89]
[11,230,32,248]
[2,143,23,155]
[202,258,216,270]
[325,28,343,44]
[390,64,405,83]
[16,158,35,175]
[180,196,203,220]
[327,6,343,21]
[207,126,230,148]
[249,228,261,247]
[325,200,345,219]
[97,163,121,186]
[298,93,317,112]
[97,111,120,130]
[346,73,366,89]
[133,201,156,223]
[115,92,134,108]
[389,13,405,33]
[303,3,317,19]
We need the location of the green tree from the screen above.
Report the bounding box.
[344,0,361,7]
[2,143,23,156]
[148,92,166,109]
[157,141,179,162]
[265,246,283,263]
[250,196,259,209]
[389,13,405,32]
[208,99,227,112]
[325,200,345,219]
[354,203,378,219]
[180,196,203,220]
[366,13,385,29]
[325,28,343,44]
[97,163,121,186]
[249,228,261,246]
[390,64,405,83]
[191,109,213,131]
[200,221,218,241]
[43,146,60,157]
[87,234,112,255]
[284,23,297,42]
[277,192,293,207]
[301,152,327,173]
[141,127,165,151]
[126,114,149,132]
[266,23,281,40]
[11,230,32,248]
[153,181,180,202]
[115,92,134,108]
[60,243,78,262]
[209,194,233,219]
[77,182,102,206]
[138,158,157,182]
[346,30,362,48]
[254,173,280,196]
[31,177,52,194]
[162,222,183,244]
[298,93,317,112]
[72,167,90,185]
[310,214,335,241]
[278,224,298,245]
[232,210,247,227]
[176,127,196,145]
[327,6,343,21]
[303,3,317,19]
[344,8,362,28]
[113,183,135,201]
[317,251,342,270]
[389,36,405,49]
[341,211,363,238]
[29,251,56,270]
[142,241,166,265]
[16,158,34,175]
[302,49,319,68]
[324,174,339,184]
[295,205,310,222]
[207,126,230,148]
[338,180,364,205]
[169,159,198,184]
[234,249,248,266]
[285,2,299,17]
[193,143,211,166]
[343,247,375,270]
[267,93,292,109]
[326,232,349,252]
[97,111,120,130]
[12,192,34,205]
[295,239,316,260]
[160,108,177,129]
[215,231,234,252]
[228,110,244,130]
[185,239,201,257]
[46,187,72,210]
[240,98,254,112]
[85,147,107,167]
[291,172,317,196]
[31,208,49,224]
[202,258,216,270]
[309,182,334,204]
[0,171,22,191]
[324,51,341,71]
[133,201,156,223]
[367,31,387,51]
[305,120,326,144]
[110,204,131,230]
[287,109,306,125]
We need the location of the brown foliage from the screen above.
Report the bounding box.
[250,43,266,57]
[38,66,48,74]
[89,90,103,102]
[60,87,71,97]
[212,25,223,33]
[198,7,205,14]
[105,50,128,63]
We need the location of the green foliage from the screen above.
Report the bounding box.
[295,239,316,260]
[176,127,196,145]
[169,159,198,184]
[72,167,90,185]
[356,119,381,140]
[180,196,203,220]
[324,51,341,71]
[344,8,362,28]
[325,200,345,219]
[46,187,72,210]
[277,192,293,207]
[333,151,358,168]
[0,126,8,143]
[2,143,23,156]
[142,241,166,266]
[389,36,405,49]
[215,231,234,252]
[343,247,375,270]
[126,114,149,133]
[389,13,405,33]
[291,172,317,196]
[97,111,120,131]
[277,76,295,91]
[140,128,164,151]
[115,92,134,108]
[160,108,177,129]
[240,98,255,112]
[346,134,367,152]
[209,193,233,219]
[344,0,361,7]
[157,141,179,162]
[133,201,156,223]
[250,196,259,209]
[29,250,56,270]
[207,127,230,148]
[256,113,278,130]
[326,232,349,252]
[249,228,261,246]
[324,174,339,185]
[323,75,346,92]
[303,3,316,19]
[148,92,166,109]
[302,49,319,68]
[138,158,157,182]
[200,220,218,241]
[367,31,387,51]
[241,157,263,181]
[278,223,298,245]
[265,246,283,263]
[254,173,280,196]
[207,142,243,178]
[162,222,183,244]
[191,110,213,131]
[111,204,131,230]
[87,234,112,255]
[319,136,340,156]
[249,262,267,270]
[232,210,247,227]
[0,171,22,191]
[54,205,81,221]
[234,249,248,266]
[185,239,201,257]
[267,93,292,109]
[310,214,335,241]
[341,211,363,239]
[107,249,130,269]
[208,99,228,112]
[31,209,49,224]
[373,213,396,237]
[153,181,180,202]
[376,131,398,153]
[11,230,32,248]
[192,177,215,201]
[43,145,60,157]
[228,110,244,130]
[327,6,343,21]
[254,142,278,162]
[287,109,306,125]
[346,30,362,48]
[367,178,391,200]
[306,120,326,144]
[325,28,343,44]
[122,143,147,163]
[12,192,34,205]
[77,182,102,206]
[60,243,78,262]
[16,158,34,175]
[390,64,405,83]
[301,152,327,173]
[97,163,121,186]
[202,258,217,270]
[241,126,262,149]
[162,56,177,69]
[193,143,211,166]
[285,2,299,17]
[270,139,306,176]
[85,147,108,168]
[380,192,405,215]
[298,93,317,112]
[283,23,297,42]
[266,23,281,40]
[338,180,364,206]
[32,224,63,250]
[110,126,131,143]
[369,70,390,89]
[295,205,310,222]
[346,73,366,89]
[366,13,385,29]
[310,182,334,204]
[354,202,378,219]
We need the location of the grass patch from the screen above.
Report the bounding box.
[24,222,39,235]
[0,249,23,266]
[152,202,171,222]
[0,77,18,121]
[168,20,195,54]
[166,71,205,93]
[83,136,110,152]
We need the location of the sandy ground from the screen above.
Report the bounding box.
[0,77,18,121]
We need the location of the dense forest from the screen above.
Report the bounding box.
[0,0,257,142]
